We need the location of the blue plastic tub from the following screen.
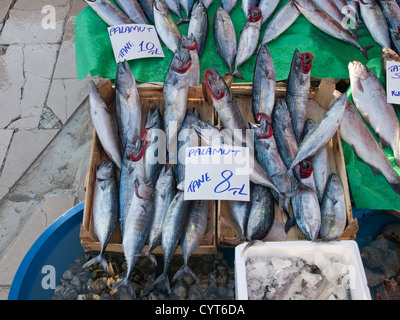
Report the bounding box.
[8,202,85,300]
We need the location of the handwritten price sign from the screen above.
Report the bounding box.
[386,61,400,104]
[108,24,164,63]
[184,146,250,201]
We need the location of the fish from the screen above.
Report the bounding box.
[200,0,213,8]
[233,7,263,79]
[115,0,148,23]
[176,109,200,185]
[203,68,280,193]
[302,119,331,203]
[153,190,190,294]
[112,176,155,298]
[390,28,400,55]
[83,161,118,272]
[319,173,346,241]
[84,0,133,26]
[378,0,400,30]
[229,198,252,241]
[291,159,321,241]
[348,61,400,167]
[312,0,350,26]
[251,114,295,229]
[292,0,373,59]
[381,46,400,76]
[180,0,195,19]
[252,43,276,120]
[115,60,142,149]
[286,49,314,143]
[290,92,348,171]
[258,0,280,24]
[165,0,188,23]
[258,0,300,46]
[89,80,122,171]
[172,200,209,283]
[214,7,237,75]
[138,0,155,22]
[222,0,238,14]
[143,108,164,183]
[242,0,260,18]
[153,0,181,52]
[246,184,275,241]
[339,100,400,195]
[359,0,390,47]
[179,34,200,86]
[162,46,191,163]
[144,166,176,264]
[188,1,208,57]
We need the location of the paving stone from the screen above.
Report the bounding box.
[13,0,71,10]
[0,129,14,171]
[0,129,58,193]
[24,44,59,79]
[69,0,87,17]
[0,6,70,44]
[0,196,75,286]
[0,0,13,22]
[53,16,76,79]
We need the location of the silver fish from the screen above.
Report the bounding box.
[153,0,181,52]
[319,173,346,241]
[378,0,400,29]
[359,0,390,47]
[112,177,155,298]
[233,7,263,79]
[286,49,314,143]
[292,0,372,59]
[290,92,348,171]
[339,100,400,195]
[180,0,195,19]
[145,166,176,263]
[246,184,275,241]
[153,191,189,294]
[214,7,237,75]
[348,61,400,167]
[302,119,331,203]
[291,160,321,241]
[252,43,276,120]
[179,34,200,86]
[138,0,155,22]
[162,47,191,162]
[312,0,349,26]
[200,0,213,8]
[259,0,300,45]
[115,0,148,23]
[258,0,280,24]
[83,161,118,272]
[242,0,260,18]
[229,198,252,241]
[165,0,187,23]
[204,68,280,193]
[115,60,141,149]
[390,28,400,55]
[84,0,133,26]
[188,1,208,56]
[381,46,400,77]
[222,0,238,14]
[172,199,209,283]
[89,80,122,171]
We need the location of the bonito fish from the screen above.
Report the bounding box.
[138,0,155,22]
[359,0,390,47]
[84,0,133,26]
[242,0,260,18]
[153,0,181,52]
[233,7,263,79]
[179,34,200,86]
[115,60,141,149]
[229,198,252,241]
[115,0,148,23]
[83,161,118,272]
[258,0,280,24]
[348,61,400,167]
[89,80,122,171]
[319,173,346,241]
[188,1,208,57]
[222,0,238,14]
[339,100,400,195]
[378,0,400,29]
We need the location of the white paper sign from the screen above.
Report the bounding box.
[386,61,400,104]
[108,24,165,63]
[184,146,250,201]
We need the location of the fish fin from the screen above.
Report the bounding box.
[232,70,244,79]
[110,277,136,298]
[389,180,400,195]
[379,137,390,148]
[361,45,374,60]
[177,18,190,25]
[355,78,364,92]
[172,264,199,283]
[82,254,109,272]
[153,273,171,294]
[368,164,381,175]
[241,240,265,256]
[284,217,296,233]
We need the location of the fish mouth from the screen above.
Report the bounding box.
[204,69,226,100]
[255,113,274,139]
[174,50,192,74]
[299,159,314,179]
[248,7,262,23]
[300,52,314,74]
[128,130,149,162]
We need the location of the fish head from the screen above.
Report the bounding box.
[327,173,343,195]
[115,60,135,96]
[382,47,400,64]
[299,159,314,179]
[348,61,369,80]
[154,0,168,13]
[179,34,198,51]
[298,51,314,74]
[192,1,206,16]
[96,160,115,180]
[215,6,229,22]
[125,139,146,162]
[156,166,176,189]
[248,7,262,23]
[273,99,291,123]
[204,68,229,101]
[134,177,154,200]
[170,48,192,74]
[254,113,274,139]
[145,108,162,130]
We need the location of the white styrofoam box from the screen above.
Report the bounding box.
[235,240,371,300]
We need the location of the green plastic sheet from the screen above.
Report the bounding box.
[74,0,400,210]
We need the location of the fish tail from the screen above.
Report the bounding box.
[177,18,190,25]
[360,45,374,60]
[172,264,199,283]
[232,69,244,80]
[82,254,109,272]
[110,277,136,298]
[153,273,171,294]
[284,216,296,233]
[240,239,265,256]
[142,251,158,266]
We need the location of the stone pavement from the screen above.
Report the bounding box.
[0,0,93,299]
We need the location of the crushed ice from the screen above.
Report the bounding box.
[245,249,351,300]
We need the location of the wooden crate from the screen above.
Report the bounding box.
[80,80,217,255]
[217,78,358,247]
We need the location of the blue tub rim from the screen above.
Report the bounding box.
[7,201,85,300]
